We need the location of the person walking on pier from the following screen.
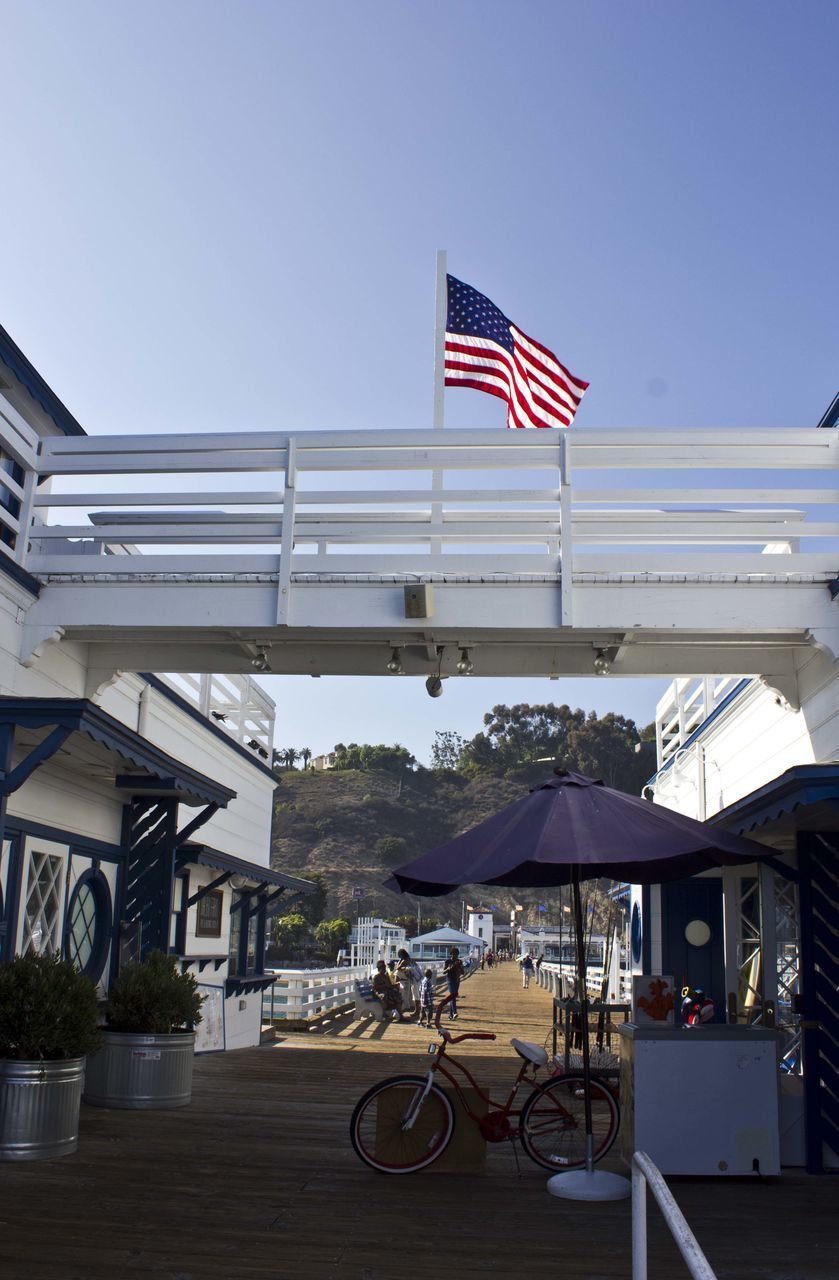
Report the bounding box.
[443,947,464,1020]
[521,953,535,989]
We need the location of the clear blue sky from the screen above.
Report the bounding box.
[2,2,838,762]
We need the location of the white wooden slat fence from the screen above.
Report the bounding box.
[0,426,835,597]
[537,960,632,1003]
[262,965,369,1022]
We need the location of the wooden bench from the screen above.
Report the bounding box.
[354,979,385,1021]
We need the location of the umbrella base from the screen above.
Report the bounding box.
[547,1169,631,1202]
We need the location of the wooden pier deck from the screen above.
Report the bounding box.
[0,963,836,1280]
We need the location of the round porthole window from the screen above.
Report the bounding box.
[65,871,111,982]
[685,918,712,947]
[630,902,643,964]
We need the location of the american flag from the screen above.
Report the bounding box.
[444,275,588,429]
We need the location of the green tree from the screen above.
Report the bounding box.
[430,730,466,771]
[299,746,312,769]
[272,913,310,955]
[299,873,328,926]
[331,743,416,774]
[459,703,651,794]
[313,917,351,956]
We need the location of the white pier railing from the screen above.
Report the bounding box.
[262,965,367,1022]
[538,959,631,1003]
[632,1151,718,1280]
[4,427,837,597]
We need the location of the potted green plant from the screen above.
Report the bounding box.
[0,953,102,1160]
[83,950,203,1110]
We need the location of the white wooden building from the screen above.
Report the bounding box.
[642,672,839,1172]
[409,925,486,961]
[0,323,311,1052]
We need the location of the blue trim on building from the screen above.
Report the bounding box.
[63,867,113,985]
[646,679,752,788]
[708,764,839,837]
[140,675,278,783]
[0,697,236,808]
[1,817,124,962]
[178,843,313,894]
[0,546,40,598]
[0,322,86,437]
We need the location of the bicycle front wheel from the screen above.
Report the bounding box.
[350,1074,455,1173]
[520,1073,620,1172]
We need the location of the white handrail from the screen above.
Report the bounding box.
[632,1151,717,1280]
[262,964,368,1021]
[15,426,839,586]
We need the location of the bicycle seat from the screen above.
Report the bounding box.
[510,1038,548,1067]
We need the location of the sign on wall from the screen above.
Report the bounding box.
[194,984,225,1052]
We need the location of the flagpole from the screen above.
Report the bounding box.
[431,250,446,556]
[433,249,447,430]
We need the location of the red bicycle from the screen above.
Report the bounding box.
[349,994,620,1174]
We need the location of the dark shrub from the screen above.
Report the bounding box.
[0,953,102,1061]
[106,950,203,1035]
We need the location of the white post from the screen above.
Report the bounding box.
[277,437,297,625]
[431,250,447,556]
[433,249,447,430]
[559,433,573,625]
[632,1160,648,1280]
[758,861,778,1022]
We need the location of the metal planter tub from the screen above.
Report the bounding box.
[0,1057,86,1161]
[83,1031,196,1110]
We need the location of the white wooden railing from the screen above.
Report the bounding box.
[538,960,632,1002]
[262,965,367,1022]
[2,427,836,624]
[632,1151,718,1280]
[656,676,749,765]
[160,672,275,752]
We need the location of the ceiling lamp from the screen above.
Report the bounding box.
[252,646,271,673]
[593,649,611,676]
[386,647,404,675]
[456,647,473,675]
[426,646,444,698]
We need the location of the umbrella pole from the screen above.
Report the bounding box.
[547,868,630,1202]
[571,866,594,1173]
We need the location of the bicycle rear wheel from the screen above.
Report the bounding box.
[350,1074,455,1173]
[520,1073,620,1172]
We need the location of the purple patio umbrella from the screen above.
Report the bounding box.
[385,769,772,1199]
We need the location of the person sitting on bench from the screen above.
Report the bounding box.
[372,960,405,1021]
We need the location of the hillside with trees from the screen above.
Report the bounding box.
[270,703,655,931]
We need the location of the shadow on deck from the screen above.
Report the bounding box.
[0,964,836,1279]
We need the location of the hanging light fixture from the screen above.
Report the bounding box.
[386,647,404,675]
[456,647,473,675]
[426,645,444,698]
[252,646,271,673]
[593,649,611,676]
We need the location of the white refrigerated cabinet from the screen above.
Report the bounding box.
[618,1023,780,1176]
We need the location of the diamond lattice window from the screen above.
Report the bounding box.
[67,880,99,972]
[22,850,64,956]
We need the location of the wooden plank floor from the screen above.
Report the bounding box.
[0,963,836,1280]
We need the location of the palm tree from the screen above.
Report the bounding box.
[283,747,299,771]
[299,746,312,769]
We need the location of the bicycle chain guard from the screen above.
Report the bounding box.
[478,1110,514,1143]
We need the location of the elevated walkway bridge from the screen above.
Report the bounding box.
[2,409,839,694]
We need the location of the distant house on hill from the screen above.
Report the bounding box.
[312,752,337,771]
